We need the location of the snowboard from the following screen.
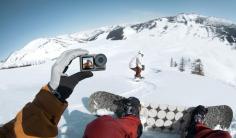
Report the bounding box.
[134,77,143,82]
[88,91,233,136]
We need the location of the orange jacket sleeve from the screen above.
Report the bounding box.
[0,85,68,138]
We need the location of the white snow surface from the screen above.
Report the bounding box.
[0,13,236,137]
[0,38,236,137]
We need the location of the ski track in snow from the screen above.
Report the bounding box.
[122,77,158,99]
[142,80,158,97]
[121,78,146,96]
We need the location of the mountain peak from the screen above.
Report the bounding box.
[172,13,235,26]
[176,13,203,19]
[1,13,236,69]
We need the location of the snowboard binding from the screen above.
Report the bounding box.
[186,105,208,138]
[114,97,141,118]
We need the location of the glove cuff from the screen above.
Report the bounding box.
[48,83,68,102]
[48,81,58,91]
[56,85,73,102]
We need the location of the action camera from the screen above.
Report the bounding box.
[80,54,107,71]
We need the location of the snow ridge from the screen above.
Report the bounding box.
[1,13,236,69]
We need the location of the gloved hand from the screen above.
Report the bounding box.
[48,49,93,102]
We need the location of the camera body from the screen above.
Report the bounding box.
[80,54,107,71]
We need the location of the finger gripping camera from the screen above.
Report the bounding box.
[80,54,107,71]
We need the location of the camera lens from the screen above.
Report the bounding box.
[94,54,107,67]
[98,57,104,63]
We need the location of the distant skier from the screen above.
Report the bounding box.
[129,51,144,79]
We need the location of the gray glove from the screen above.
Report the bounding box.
[48,49,93,102]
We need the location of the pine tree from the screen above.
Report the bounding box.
[170,57,174,67]
[191,59,204,76]
[174,61,178,67]
[179,57,185,72]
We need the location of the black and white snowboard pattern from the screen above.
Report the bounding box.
[88,91,233,135]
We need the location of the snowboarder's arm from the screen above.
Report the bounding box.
[129,56,136,68]
[0,49,93,137]
[0,85,67,137]
[136,56,142,68]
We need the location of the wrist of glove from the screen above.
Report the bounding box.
[49,71,93,102]
[48,83,72,102]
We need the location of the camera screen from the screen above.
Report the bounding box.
[82,57,94,70]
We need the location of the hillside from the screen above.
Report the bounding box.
[0,13,236,137]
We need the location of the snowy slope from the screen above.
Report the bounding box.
[1,13,236,137]
[0,27,114,69]
[0,53,236,138]
[1,35,236,137]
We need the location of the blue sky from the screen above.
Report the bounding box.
[1,0,236,61]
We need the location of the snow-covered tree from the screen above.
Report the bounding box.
[191,59,204,76]
[179,57,185,72]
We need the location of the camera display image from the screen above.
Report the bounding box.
[82,57,94,70]
[80,54,107,71]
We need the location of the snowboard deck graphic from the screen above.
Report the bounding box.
[88,91,233,135]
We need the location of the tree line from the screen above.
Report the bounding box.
[170,57,204,76]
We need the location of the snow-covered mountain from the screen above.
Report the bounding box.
[1,13,236,86]
[2,13,236,69]
[0,27,114,69]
